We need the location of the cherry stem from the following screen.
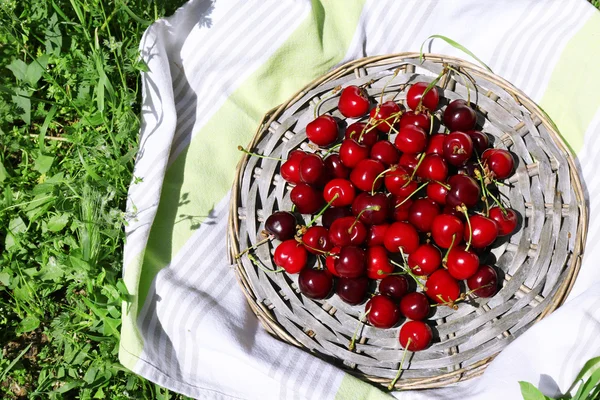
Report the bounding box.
[349,205,381,232]
[442,234,457,266]
[465,282,493,297]
[307,193,339,227]
[447,66,471,105]
[434,180,451,190]
[458,205,472,251]
[416,66,448,111]
[323,143,342,157]
[474,168,490,217]
[431,293,463,310]
[405,153,427,185]
[379,68,401,105]
[238,146,284,161]
[388,338,412,391]
[395,181,429,209]
[349,307,371,351]
[391,251,427,291]
[295,238,330,255]
[235,236,272,259]
[487,190,508,215]
[247,253,285,274]
[371,167,396,195]
[428,113,434,136]
[313,86,342,119]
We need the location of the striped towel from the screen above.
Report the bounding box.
[119,0,600,398]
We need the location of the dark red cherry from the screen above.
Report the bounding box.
[443,131,473,167]
[298,268,334,299]
[365,224,389,247]
[426,181,449,205]
[366,246,394,279]
[426,134,446,155]
[345,122,379,147]
[465,215,499,248]
[302,226,333,255]
[400,111,431,132]
[325,246,341,277]
[265,211,297,240]
[489,207,518,236]
[399,153,420,172]
[446,174,481,208]
[306,115,338,147]
[339,139,369,168]
[350,159,386,192]
[446,247,479,280]
[336,276,369,305]
[400,292,430,321]
[299,153,326,185]
[370,140,400,166]
[416,154,448,182]
[335,246,366,278]
[379,275,409,301]
[394,125,427,154]
[392,196,412,222]
[408,243,442,276]
[322,207,352,228]
[383,222,420,254]
[482,148,515,179]
[366,294,401,329]
[280,150,307,184]
[274,240,307,274]
[351,192,391,225]
[406,82,439,111]
[458,160,480,177]
[338,85,370,118]
[369,101,404,133]
[399,321,432,351]
[323,178,355,207]
[324,154,350,179]
[443,99,476,132]
[431,214,464,249]
[466,130,490,154]
[408,198,440,233]
[425,269,461,304]
[467,265,499,298]
[291,184,324,214]
[328,216,367,247]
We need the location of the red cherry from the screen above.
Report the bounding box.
[394,125,427,154]
[339,139,369,168]
[443,131,473,167]
[298,268,334,299]
[399,153,420,172]
[446,247,480,280]
[369,101,404,133]
[400,111,431,132]
[383,222,420,254]
[345,122,379,147]
[350,159,386,192]
[489,207,518,236]
[425,269,460,304]
[426,134,446,155]
[431,214,464,249]
[408,198,440,232]
[466,130,490,154]
[370,140,400,166]
[406,82,439,111]
[384,166,411,196]
[299,153,326,185]
[322,206,352,228]
[399,321,432,351]
[465,215,499,248]
[394,180,420,200]
[265,211,297,241]
[324,154,350,179]
[274,240,307,274]
[392,196,412,222]
[306,115,339,147]
[379,275,409,300]
[400,292,430,321]
[351,192,391,225]
[336,276,369,305]
[335,246,366,278]
[408,243,442,276]
[366,246,394,279]
[280,151,307,184]
[443,99,476,132]
[426,181,448,205]
[338,86,370,118]
[325,246,341,277]
[323,178,355,207]
[482,148,515,179]
[328,216,367,247]
[446,174,481,208]
[467,265,499,298]
[291,184,324,214]
[416,154,448,182]
[366,294,401,329]
[301,226,333,255]
[366,224,389,247]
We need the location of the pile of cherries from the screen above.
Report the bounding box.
[244,77,519,370]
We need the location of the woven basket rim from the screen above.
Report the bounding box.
[227,52,588,390]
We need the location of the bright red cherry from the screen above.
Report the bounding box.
[366,246,395,279]
[322,206,352,228]
[417,154,448,182]
[398,153,420,172]
[325,246,341,277]
[274,240,307,274]
[306,115,338,147]
[350,159,386,192]
[426,134,446,155]
[301,226,333,255]
[446,174,481,208]
[408,198,440,232]
[392,196,412,222]
[345,122,379,147]
[408,244,442,276]
[482,148,515,179]
[443,99,476,132]
[299,153,326,185]
[400,111,431,132]
[443,131,473,167]
[379,275,409,300]
[383,222,420,254]
[265,211,297,240]
[328,216,367,247]
[366,294,401,329]
[425,269,461,304]
[291,184,324,214]
[323,178,355,207]
[446,247,480,280]
[426,181,449,205]
[370,140,400,166]
[338,85,370,118]
[467,265,499,298]
[399,321,432,351]
[400,292,430,321]
[298,268,334,299]
[466,130,490,154]
[365,224,389,247]
[337,276,370,305]
[335,246,366,278]
[384,166,411,196]
[489,207,518,236]
[394,125,427,154]
[339,139,370,168]
[351,192,391,225]
[280,150,307,184]
[406,82,439,111]
[465,215,499,248]
[324,154,350,179]
[369,101,404,133]
[431,214,464,249]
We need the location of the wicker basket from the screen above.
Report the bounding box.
[227,53,588,389]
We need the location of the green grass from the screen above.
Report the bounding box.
[0,0,189,398]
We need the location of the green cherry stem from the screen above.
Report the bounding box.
[371,166,398,195]
[442,234,457,266]
[313,86,342,119]
[390,252,427,291]
[428,113,435,136]
[307,193,339,227]
[447,66,471,105]
[404,153,427,185]
[388,338,412,391]
[349,205,381,232]
[349,307,371,351]
[433,180,451,190]
[395,181,429,209]
[474,168,490,217]
[323,143,342,157]
[238,146,284,161]
[247,253,285,274]
[416,66,448,111]
[235,236,272,259]
[458,205,472,251]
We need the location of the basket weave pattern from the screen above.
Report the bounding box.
[228,54,587,389]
